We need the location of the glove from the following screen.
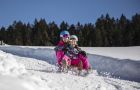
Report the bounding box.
[75,45,81,51]
[79,51,87,57]
[62,47,69,52]
[75,45,78,48]
[62,43,70,52]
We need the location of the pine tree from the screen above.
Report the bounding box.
[60,21,69,30]
[48,21,59,45]
[132,14,140,45]
[0,27,6,43]
[94,29,103,46]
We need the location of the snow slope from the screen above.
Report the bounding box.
[0,46,140,82]
[0,50,140,90]
[0,50,51,90]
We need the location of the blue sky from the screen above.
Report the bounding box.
[0,0,140,27]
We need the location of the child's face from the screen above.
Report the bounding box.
[70,39,77,47]
[62,37,69,43]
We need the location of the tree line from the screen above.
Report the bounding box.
[0,13,140,46]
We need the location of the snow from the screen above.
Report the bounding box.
[0,46,140,82]
[0,50,51,90]
[0,50,26,75]
[81,47,140,61]
[0,46,140,90]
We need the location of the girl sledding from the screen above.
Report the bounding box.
[54,30,91,75]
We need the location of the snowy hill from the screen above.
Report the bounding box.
[0,46,140,90]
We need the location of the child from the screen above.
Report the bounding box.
[54,30,71,71]
[68,35,91,73]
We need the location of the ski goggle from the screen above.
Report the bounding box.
[62,34,69,38]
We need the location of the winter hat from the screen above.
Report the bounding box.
[60,30,70,38]
[70,35,78,41]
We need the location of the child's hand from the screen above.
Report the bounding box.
[75,45,79,48]
[75,45,81,51]
[62,47,69,52]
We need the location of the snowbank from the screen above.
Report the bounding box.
[3,45,140,60]
[20,46,140,61]
[0,50,51,90]
[0,46,56,64]
[0,50,26,76]
[88,54,140,82]
[81,47,140,61]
